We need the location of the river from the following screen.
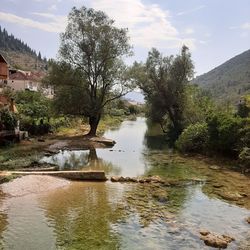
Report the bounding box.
[0,117,249,249]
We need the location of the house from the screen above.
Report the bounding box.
[0,52,53,98]
[7,70,54,98]
[0,53,9,87]
[8,70,41,91]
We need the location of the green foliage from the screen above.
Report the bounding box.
[48,6,133,135]
[14,90,55,135]
[239,147,250,168]
[206,112,243,155]
[0,108,18,130]
[128,105,139,115]
[15,91,52,119]
[44,61,88,116]
[107,108,125,117]
[237,96,250,118]
[131,46,194,141]
[183,85,215,126]
[175,123,208,153]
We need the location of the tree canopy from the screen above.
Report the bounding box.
[47,6,133,135]
[130,46,194,140]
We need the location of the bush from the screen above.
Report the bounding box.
[0,108,18,130]
[175,122,208,153]
[206,113,243,155]
[239,147,250,169]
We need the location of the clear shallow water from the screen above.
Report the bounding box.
[0,117,250,249]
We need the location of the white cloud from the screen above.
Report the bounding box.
[0,11,66,33]
[0,0,196,50]
[48,4,57,12]
[177,5,205,16]
[184,28,194,35]
[90,0,196,50]
[241,22,250,30]
[230,22,250,31]
[199,40,209,45]
[204,32,211,38]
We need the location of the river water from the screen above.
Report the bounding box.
[0,117,250,249]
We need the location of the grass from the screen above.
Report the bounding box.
[0,174,18,184]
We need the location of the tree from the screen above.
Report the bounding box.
[130,46,194,141]
[15,90,51,120]
[51,6,133,136]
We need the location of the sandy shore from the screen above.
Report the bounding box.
[0,175,70,197]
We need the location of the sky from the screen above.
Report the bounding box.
[0,0,249,76]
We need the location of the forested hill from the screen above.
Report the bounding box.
[193,49,250,103]
[0,26,47,71]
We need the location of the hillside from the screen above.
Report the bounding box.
[193,49,250,103]
[0,26,47,71]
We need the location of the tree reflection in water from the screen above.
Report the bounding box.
[42,148,121,175]
[39,182,129,249]
[0,191,8,248]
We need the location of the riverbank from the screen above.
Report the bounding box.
[0,114,128,172]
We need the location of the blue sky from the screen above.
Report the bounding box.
[0,0,249,75]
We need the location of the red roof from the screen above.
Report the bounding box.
[9,71,45,81]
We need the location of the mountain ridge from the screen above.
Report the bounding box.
[193,49,250,103]
[0,26,47,71]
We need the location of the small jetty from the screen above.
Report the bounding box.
[2,170,107,181]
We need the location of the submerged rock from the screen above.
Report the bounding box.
[110,175,167,184]
[246,217,250,224]
[152,189,168,203]
[213,183,224,188]
[217,191,244,201]
[200,230,235,249]
[209,165,220,170]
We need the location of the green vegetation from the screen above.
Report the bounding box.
[0,107,18,130]
[175,123,208,153]
[193,49,250,103]
[130,46,194,141]
[46,6,133,136]
[1,5,248,171]
[128,45,249,169]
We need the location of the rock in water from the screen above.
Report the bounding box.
[246,217,250,224]
[110,176,119,182]
[200,231,235,249]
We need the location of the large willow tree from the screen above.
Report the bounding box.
[131,46,194,141]
[49,6,133,136]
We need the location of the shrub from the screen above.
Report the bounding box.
[175,122,208,153]
[0,108,18,130]
[206,113,243,155]
[239,147,250,169]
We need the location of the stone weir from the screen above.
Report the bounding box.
[7,170,107,181]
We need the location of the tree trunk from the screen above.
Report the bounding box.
[87,114,101,136]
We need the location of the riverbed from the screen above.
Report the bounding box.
[0,117,250,249]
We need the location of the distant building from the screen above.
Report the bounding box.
[0,53,53,98]
[7,70,54,98]
[0,53,9,86]
[8,70,41,90]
